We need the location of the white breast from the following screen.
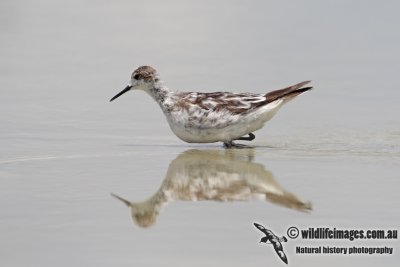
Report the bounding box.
[163,99,286,143]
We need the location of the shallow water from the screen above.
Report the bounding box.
[1,1,400,266]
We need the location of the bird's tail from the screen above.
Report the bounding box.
[265,80,312,104]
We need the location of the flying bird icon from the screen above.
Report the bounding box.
[254,223,288,264]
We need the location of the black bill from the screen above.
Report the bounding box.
[110,85,132,102]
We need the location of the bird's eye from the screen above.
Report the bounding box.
[133,74,140,80]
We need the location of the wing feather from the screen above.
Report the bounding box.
[175,80,312,116]
[273,245,288,264]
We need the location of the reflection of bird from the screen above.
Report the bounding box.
[254,222,288,264]
[112,149,312,227]
[110,66,312,148]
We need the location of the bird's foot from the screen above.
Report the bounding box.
[223,141,254,149]
[223,133,255,148]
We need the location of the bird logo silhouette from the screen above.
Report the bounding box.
[254,222,288,264]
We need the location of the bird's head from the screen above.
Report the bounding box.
[110,66,160,101]
[110,193,158,228]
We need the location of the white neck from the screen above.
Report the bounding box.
[144,80,173,112]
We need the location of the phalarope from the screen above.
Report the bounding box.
[111,149,311,227]
[110,66,312,148]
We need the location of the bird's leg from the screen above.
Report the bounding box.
[235,133,255,141]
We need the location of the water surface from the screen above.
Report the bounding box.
[1,1,399,266]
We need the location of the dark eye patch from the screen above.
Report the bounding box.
[133,74,140,80]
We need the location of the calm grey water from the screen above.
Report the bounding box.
[1,1,399,266]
